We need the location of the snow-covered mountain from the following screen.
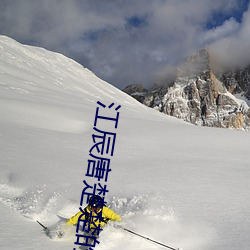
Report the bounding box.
[1,36,250,250]
[124,49,250,130]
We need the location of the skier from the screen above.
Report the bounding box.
[66,195,122,233]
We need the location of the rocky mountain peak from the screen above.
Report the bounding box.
[177,48,210,78]
[123,49,250,130]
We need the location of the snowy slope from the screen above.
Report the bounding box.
[0,36,250,250]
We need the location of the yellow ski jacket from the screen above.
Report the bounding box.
[67,205,121,230]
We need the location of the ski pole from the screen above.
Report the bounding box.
[37,220,49,231]
[122,227,180,250]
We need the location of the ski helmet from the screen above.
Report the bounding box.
[89,195,102,207]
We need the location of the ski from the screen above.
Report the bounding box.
[57,214,69,221]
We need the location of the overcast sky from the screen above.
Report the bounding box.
[0,0,249,89]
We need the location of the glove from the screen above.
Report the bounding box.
[56,230,64,238]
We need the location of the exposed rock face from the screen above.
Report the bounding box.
[122,84,147,103]
[217,66,250,99]
[123,83,146,95]
[123,49,250,130]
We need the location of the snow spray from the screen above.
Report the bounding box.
[73,101,121,249]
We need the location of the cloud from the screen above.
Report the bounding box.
[200,18,240,45]
[209,4,250,69]
[0,0,249,89]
